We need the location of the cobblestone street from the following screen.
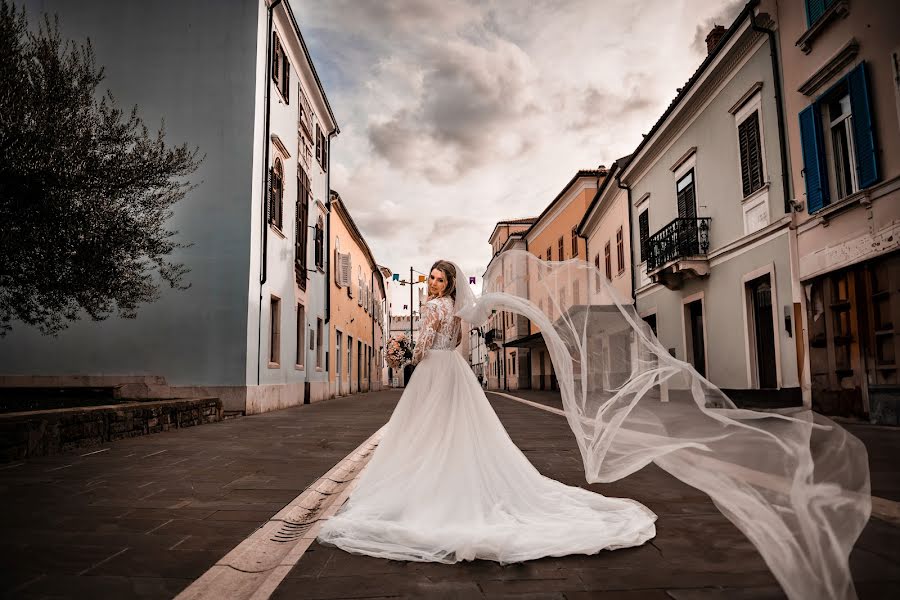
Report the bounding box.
[1,389,897,599]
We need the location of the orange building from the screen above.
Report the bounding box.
[329,192,386,397]
[485,169,607,391]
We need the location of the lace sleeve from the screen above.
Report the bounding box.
[412,299,444,365]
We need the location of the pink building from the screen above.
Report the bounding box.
[778,0,900,421]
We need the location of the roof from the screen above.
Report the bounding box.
[576,153,633,236]
[330,191,384,296]
[619,0,758,182]
[524,169,608,240]
[488,218,537,245]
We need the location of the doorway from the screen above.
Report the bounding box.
[685,298,706,378]
[335,331,343,396]
[748,275,777,388]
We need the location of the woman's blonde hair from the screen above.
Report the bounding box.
[428,260,457,301]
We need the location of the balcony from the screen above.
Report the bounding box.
[646,217,711,290]
[484,328,503,350]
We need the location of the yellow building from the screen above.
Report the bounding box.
[329,192,386,397]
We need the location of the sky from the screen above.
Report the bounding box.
[295,0,745,311]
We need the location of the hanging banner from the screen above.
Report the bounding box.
[469,276,476,284]
[418,275,426,283]
[403,304,408,310]
[392,273,400,281]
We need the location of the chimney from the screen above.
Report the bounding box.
[705,25,726,54]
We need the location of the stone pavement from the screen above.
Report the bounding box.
[0,388,898,599]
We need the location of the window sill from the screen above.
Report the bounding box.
[813,187,872,226]
[270,224,286,239]
[796,0,850,54]
[295,364,304,371]
[741,182,770,204]
[268,361,280,369]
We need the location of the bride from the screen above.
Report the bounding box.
[318,254,870,600]
[316,259,657,563]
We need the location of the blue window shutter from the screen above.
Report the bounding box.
[847,62,879,189]
[805,0,825,25]
[799,104,829,213]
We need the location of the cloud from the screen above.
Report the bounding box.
[295,0,746,306]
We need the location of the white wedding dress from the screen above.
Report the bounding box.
[316,294,657,564]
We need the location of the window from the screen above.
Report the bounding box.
[604,242,612,280]
[594,254,601,292]
[296,304,305,368]
[269,158,284,229]
[511,352,516,375]
[571,227,578,257]
[315,124,328,171]
[799,62,878,213]
[557,236,564,261]
[314,216,324,269]
[616,227,625,274]
[295,169,309,287]
[271,32,290,103]
[315,123,321,164]
[546,247,551,262]
[805,0,838,26]
[676,170,696,219]
[639,209,649,263]
[269,296,281,366]
[316,318,324,369]
[738,111,764,197]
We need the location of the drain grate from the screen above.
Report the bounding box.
[271,519,317,543]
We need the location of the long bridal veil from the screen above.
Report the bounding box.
[453,250,870,600]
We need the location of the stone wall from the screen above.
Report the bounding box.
[0,397,222,462]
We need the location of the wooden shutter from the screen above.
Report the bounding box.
[604,242,611,279]
[847,62,879,189]
[805,0,829,25]
[266,167,273,225]
[616,227,624,273]
[272,33,280,85]
[283,52,290,103]
[799,104,829,213]
[677,171,696,219]
[738,112,763,197]
[315,124,321,163]
[639,209,649,263]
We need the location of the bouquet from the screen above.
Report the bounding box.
[386,334,414,369]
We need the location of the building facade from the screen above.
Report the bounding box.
[329,193,386,397]
[0,0,338,414]
[483,219,535,390]
[623,1,802,406]
[777,0,900,421]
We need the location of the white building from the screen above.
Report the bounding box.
[1,0,338,414]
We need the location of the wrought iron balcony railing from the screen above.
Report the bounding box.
[646,217,711,272]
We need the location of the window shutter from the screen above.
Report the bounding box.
[283,54,290,103]
[805,0,828,26]
[334,249,342,286]
[343,253,352,288]
[847,62,879,189]
[738,112,764,197]
[315,125,321,163]
[272,34,280,84]
[799,104,829,213]
[639,209,649,263]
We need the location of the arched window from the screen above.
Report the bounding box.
[269,158,284,229]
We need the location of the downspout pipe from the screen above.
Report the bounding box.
[615,171,635,303]
[750,9,791,213]
[325,132,336,324]
[257,0,282,386]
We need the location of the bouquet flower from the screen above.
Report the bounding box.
[386,334,414,369]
